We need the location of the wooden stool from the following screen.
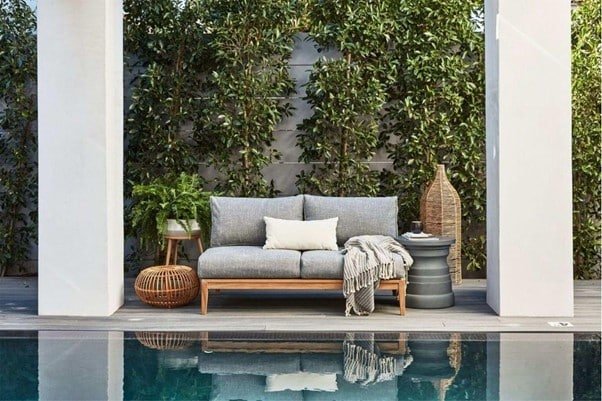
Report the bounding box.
[164,233,204,265]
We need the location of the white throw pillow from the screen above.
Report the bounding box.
[263,217,338,250]
[265,372,338,392]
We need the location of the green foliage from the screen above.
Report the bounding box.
[1,0,598,280]
[130,173,212,250]
[571,0,601,279]
[0,0,37,277]
[124,0,211,188]
[297,59,385,195]
[298,0,398,196]
[382,0,486,270]
[124,0,213,265]
[194,0,299,197]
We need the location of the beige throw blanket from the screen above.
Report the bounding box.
[343,235,413,316]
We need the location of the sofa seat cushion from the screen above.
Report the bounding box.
[304,376,397,401]
[301,250,406,279]
[210,374,303,401]
[301,353,343,374]
[198,352,301,376]
[198,246,301,279]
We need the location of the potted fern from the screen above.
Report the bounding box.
[130,173,212,250]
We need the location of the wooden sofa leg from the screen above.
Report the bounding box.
[200,280,208,315]
[398,280,406,316]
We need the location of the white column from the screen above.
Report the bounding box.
[497,333,573,401]
[485,0,574,316]
[38,331,124,401]
[38,0,124,316]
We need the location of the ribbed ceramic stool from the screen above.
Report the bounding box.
[135,265,199,308]
[399,237,455,309]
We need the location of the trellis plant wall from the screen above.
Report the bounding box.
[0,0,600,279]
[0,0,37,277]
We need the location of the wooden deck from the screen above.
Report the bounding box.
[0,278,599,332]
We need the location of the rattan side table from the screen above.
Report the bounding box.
[135,265,200,308]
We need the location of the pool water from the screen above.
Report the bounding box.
[0,331,599,401]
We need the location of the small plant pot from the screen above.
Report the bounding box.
[166,219,201,237]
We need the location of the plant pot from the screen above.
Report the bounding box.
[165,219,201,237]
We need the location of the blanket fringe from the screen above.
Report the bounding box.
[343,341,396,385]
[343,235,413,316]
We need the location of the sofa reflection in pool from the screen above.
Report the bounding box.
[156,333,420,401]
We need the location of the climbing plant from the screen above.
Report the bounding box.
[123,0,214,267]
[124,0,211,189]
[572,0,601,279]
[382,0,486,270]
[0,0,37,276]
[194,0,299,197]
[124,0,211,268]
[297,0,398,196]
[1,0,599,281]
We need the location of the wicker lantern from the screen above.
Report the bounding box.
[419,164,462,284]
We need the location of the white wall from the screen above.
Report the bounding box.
[38,0,124,316]
[486,0,574,316]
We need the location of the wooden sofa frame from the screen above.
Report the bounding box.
[199,278,406,316]
[199,332,409,354]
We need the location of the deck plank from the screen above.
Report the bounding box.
[0,277,599,332]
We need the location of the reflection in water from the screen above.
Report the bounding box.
[194,332,414,401]
[402,333,462,401]
[0,331,600,400]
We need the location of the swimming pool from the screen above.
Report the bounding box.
[0,331,599,400]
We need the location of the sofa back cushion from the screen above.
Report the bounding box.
[303,195,398,245]
[210,196,304,247]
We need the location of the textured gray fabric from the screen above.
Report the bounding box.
[198,246,301,278]
[210,195,304,247]
[300,353,343,374]
[304,375,398,401]
[303,195,399,245]
[301,250,407,279]
[210,374,303,401]
[343,236,413,316]
[198,352,301,375]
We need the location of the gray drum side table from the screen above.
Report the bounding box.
[399,236,455,309]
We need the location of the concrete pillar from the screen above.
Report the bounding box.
[38,331,124,400]
[485,0,574,316]
[38,0,124,316]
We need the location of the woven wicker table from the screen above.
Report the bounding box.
[135,265,199,308]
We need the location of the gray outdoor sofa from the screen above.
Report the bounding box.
[197,195,407,315]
